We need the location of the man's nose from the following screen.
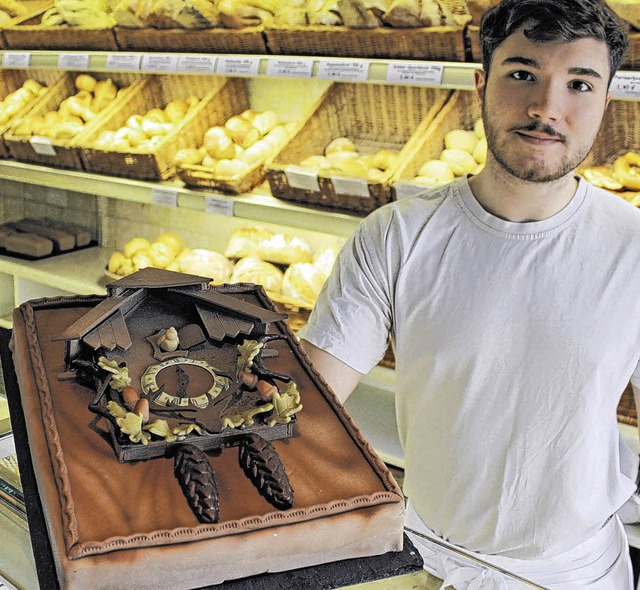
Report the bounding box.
[526,82,561,122]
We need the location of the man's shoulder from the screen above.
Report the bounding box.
[586,182,640,229]
[366,181,456,227]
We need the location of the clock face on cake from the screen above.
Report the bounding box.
[141,357,231,411]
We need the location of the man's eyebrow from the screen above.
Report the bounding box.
[501,56,539,68]
[568,67,603,79]
[500,57,604,79]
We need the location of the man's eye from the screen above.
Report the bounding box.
[570,80,592,92]
[510,70,535,82]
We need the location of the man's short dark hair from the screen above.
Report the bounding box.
[480,0,629,82]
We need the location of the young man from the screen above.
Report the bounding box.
[299,0,638,587]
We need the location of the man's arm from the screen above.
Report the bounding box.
[301,339,364,403]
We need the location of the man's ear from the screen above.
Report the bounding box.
[605,91,612,110]
[475,68,486,109]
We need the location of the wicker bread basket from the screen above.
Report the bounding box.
[114,24,268,53]
[265,23,467,61]
[391,89,480,199]
[0,68,64,158]
[0,0,50,48]
[2,6,118,50]
[265,0,469,61]
[581,99,640,168]
[265,82,451,214]
[79,74,229,181]
[4,72,143,170]
[176,79,305,194]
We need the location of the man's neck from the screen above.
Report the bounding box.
[468,160,579,223]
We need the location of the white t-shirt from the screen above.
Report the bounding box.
[300,176,640,559]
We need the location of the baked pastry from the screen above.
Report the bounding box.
[10,268,405,590]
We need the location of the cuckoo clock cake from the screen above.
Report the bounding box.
[9,268,405,590]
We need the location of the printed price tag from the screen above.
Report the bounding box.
[317,59,370,82]
[30,136,56,156]
[331,175,370,198]
[386,62,444,86]
[3,52,31,68]
[58,53,89,70]
[205,195,234,216]
[216,56,261,76]
[106,53,141,71]
[266,58,313,78]
[393,181,428,200]
[611,72,640,100]
[151,187,178,207]
[177,54,217,74]
[285,165,321,192]
[141,53,179,72]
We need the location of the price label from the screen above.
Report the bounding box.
[266,58,313,79]
[394,181,428,200]
[331,175,370,198]
[611,72,640,100]
[216,56,260,76]
[3,52,31,68]
[285,165,320,192]
[30,136,56,156]
[151,187,178,207]
[58,53,89,70]
[317,59,370,82]
[106,53,141,71]
[177,54,217,74]
[386,62,444,86]
[141,53,179,72]
[205,195,234,216]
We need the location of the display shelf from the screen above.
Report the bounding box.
[1,50,480,90]
[0,161,362,238]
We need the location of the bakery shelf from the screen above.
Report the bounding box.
[0,246,109,301]
[0,161,362,238]
[0,50,480,90]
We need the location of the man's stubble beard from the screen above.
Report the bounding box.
[481,100,598,184]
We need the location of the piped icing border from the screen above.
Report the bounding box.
[18,287,404,561]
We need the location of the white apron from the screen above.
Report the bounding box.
[405,501,633,590]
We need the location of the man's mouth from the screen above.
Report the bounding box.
[510,123,566,144]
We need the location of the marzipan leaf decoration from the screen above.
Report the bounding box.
[239,433,293,510]
[237,340,263,372]
[98,356,132,391]
[221,403,273,430]
[116,411,151,445]
[107,402,204,443]
[174,444,219,524]
[173,423,204,438]
[266,381,302,427]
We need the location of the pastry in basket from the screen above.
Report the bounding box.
[382,0,457,27]
[0,79,47,126]
[281,262,327,307]
[218,0,276,27]
[413,119,486,186]
[170,248,234,283]
[224,226,276,259]
[175,109,293,185]
[230,255,284,293]
[11,75,120,140]
[613,152,640,191]
[41,0,117,27]
[257,233,313,266]
[299,136,400,182]
[92,97,200,153]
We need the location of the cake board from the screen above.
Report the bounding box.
[0,326,424,590]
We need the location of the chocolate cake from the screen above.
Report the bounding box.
[9,268,405,590]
